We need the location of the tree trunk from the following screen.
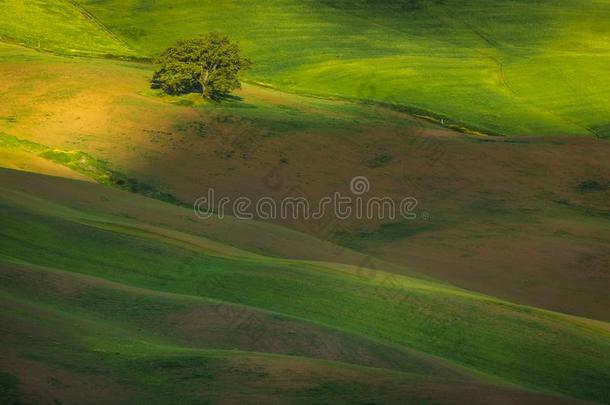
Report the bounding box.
[201,69,210,99]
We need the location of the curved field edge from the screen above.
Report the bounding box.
[0,168,609,403]
[0,241,596,404]
[0,292,581,404]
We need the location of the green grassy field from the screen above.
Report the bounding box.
[1,168,609,403]
[3,0,607,136]
[0,41,608,324]
[1,1,609,403]
[0,0,137,57]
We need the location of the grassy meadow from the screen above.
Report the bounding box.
[0,0,137,57]
[1,42,608,322]
[58,0,610,136]
[0,1,609,403]
[4,0,610,135]
[1,168,610,403]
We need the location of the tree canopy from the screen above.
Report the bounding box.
[152,33,251,99]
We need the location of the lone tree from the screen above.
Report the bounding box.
[152,33,251,100]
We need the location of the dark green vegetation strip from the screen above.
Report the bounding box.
[0,133,184,206]
[0,371,19,405]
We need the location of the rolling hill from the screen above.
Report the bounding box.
[1,43,608,322]
[1,167,609,403]
[0,1,609,403]
[3,0,610,136]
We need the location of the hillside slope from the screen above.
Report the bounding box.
[1,263,587,404]
[60,0,610,136]
[1,43,608,321]
[0,0,137,57]
[1,168,610,403]
[1,2,609,403]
